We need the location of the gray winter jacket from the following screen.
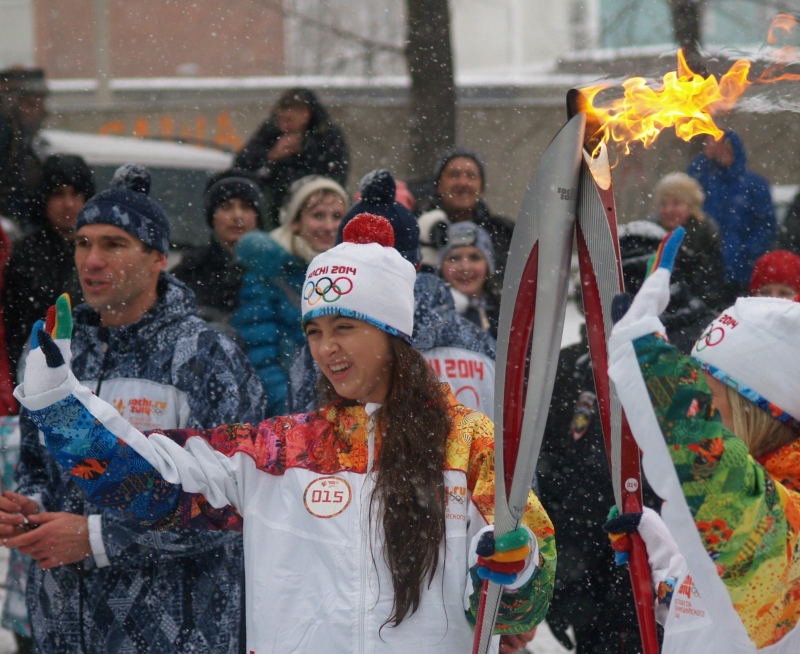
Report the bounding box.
[16,273,266,653]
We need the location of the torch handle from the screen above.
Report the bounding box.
[624,489,659,654]
[628,532,661,654]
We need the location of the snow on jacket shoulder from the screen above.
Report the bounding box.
[612,331,800,651]
[16,273,266,654]
[21,381,554,654]
[233,229,308,416]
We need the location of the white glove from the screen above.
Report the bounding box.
[20,294,73,397]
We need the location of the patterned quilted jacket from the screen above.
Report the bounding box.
[16,273,267,653]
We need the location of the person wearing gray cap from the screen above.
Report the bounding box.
[438,220,501,339]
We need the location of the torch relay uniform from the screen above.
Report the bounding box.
[17,273,267,653]
[607,230,800,653]
[15,227,555,654]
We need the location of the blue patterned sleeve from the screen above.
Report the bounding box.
[27,394,242,531]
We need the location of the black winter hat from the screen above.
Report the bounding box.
[204,169,265,229]
[336,169,421,265]
[40,154,95,202]
[76,163,171,254]
[617,221,669,295]
[433,147,486,191]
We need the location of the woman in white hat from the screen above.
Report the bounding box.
[13,213,554,654]
[232,174,348,415]
[606,228,800,653]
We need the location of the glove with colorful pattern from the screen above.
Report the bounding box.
[22,293,73,397]
[471,524,538,589]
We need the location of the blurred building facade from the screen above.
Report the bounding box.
[0,0,790,77]
[598,0,777,51]
[0,0,284,77]
[283,0,593,79]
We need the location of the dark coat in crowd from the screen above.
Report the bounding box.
[171,237,244,323]
[234,91,348,215]
[777,189,800,256]
[687,130,776,286]
[0,113,42,233]
[2,223,82,378]
[539,335,657,654]
[672,215,727,311]
[17,273,266,653]
[449,282,501,340]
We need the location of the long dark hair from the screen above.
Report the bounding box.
[318,336,452,626]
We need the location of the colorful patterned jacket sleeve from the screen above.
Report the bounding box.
[462,411,556,635]
[25,391,263,532]
[632,332,800,646]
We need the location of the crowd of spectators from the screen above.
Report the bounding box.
[0,68,797,654]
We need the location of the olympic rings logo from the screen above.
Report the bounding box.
[303,276,354,305]
[694,325,725,351]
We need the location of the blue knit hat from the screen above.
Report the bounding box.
[76,163,170,254]
[336,169,421,265]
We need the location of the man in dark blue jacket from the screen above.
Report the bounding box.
[687,130,776,300]
[0,165,266,653]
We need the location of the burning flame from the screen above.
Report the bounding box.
[579,14,800,156]
[767,13,798,44]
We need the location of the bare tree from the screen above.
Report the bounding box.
[669,0,706,73]
[405,0,456,179]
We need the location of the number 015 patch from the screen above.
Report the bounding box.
[303,476,352,518]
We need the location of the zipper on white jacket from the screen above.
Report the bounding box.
[360,404,379,654]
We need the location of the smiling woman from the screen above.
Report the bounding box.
[231,174,349,415]
[438,221,500,338]
[16,213,556,653]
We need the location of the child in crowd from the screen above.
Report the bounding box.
[748,249,800,300]
[438,221,500,338]
[13,214,554,654]
[172,169,264,324]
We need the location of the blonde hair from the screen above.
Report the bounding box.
[654,173,707,222]
[727,388,800,458]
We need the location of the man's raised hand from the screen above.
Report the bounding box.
[22,293,73,396]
